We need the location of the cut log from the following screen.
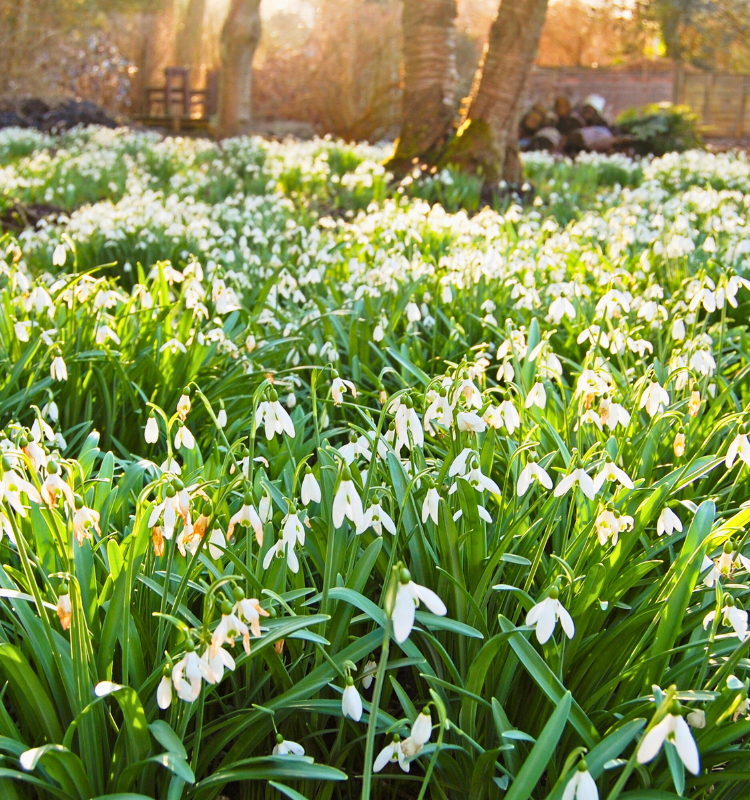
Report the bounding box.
[578,100,607,128]
[565,125,614,153]
[520,104,546,135]
[556,110,584,135]
[529,126,563,151]
[553,95,570,118]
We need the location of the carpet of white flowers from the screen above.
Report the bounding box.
[0,126,749,800]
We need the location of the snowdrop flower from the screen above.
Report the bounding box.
[687,709,706,729]
[72,499,100,547]
[157,668,172,710]
[689,287,716,313]
[723,274,750,308]
[41,462,75,511]
[424,389,452,433]
[202,644,236,684]
[256,390,295,440]
[517,457,552,497]
[373,735,409,772]
[160,338,187,354]
[273,734,304,756]
[233,592,269,638]
[373,323,384,342]
[457,411,486,432]
[263,535,299,573]
[145,415,159,444]
[301,468,321,505]
[526,585,575,644]
[599,397,630,431]
[217,407,227,428]
[548,296,576,324]
[282,509,305,547]
[357,499,396,536]
[554,461,595,501]
[458,376,483,409]
[393,397,424,453]
[637,706,700,775]
[703,597,748,640]
[563,762,598,800]
[640,381,669,417]
[50,355,67,382]
[525,380,546,409]
[339,435,372,464]
[362,657,377,690]
[392,567,447,643]
[671,317,686,341]
[52,244,67,267]
[595,506,633,546]
[14,321,31,342]
[212,601,251,655]
[592,459,634,494]
[174,425,195,450]
[341,676,363,721]
[405,302,421,323]
[332,466,364,528]
[227,493,263,543]
[332,375,357,405]
[657,507,682,537]
[497,396,520,435]
[726,428,750,469]
[411,708,433,746]
[207,529,225,560]
[56,590,72,630]
[172,641,212,702]
[421,485,439,525]
[176,391,191,421]
[1,464,42,516]
[703,543,736,587]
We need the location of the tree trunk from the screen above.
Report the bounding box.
[438,0,549,184]
[176,0,207,84]
[218,0,262,138]
[387,0,458,172]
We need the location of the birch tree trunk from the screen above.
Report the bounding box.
[218,0,262,138]
[439,0,549,184]
[387,0,458,172]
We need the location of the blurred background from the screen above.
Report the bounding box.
[1,0,749,142]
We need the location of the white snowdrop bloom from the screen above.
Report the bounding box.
[282,510,305,547]
[332,467,364,528]
[373,323,384,342]
[448,448,475,478]
[202,644,236,684]
[689,287,716,313]
[14,321,31,342]
[208,529,226,560]
[723,274,750,308]
[174,426,195,450]
[689,350,715,377]
[703,600,748,640]
[422,486,440,525]
[459,461,501,495]
[273,735,305,756]
[357,501,396,536]
[301,468,321,505]
[525,380,546,409]
[216,408,227,428]
[424,391,452,433]
[702,544,735,587]
[577,325,610,351]
[341,677,363,721]
[637,710,700,775]
[657,507,682,537]
[577,409,602,431]
[592,460,634,494]
[212,605,251,656]
[595,507,633,546]
[52,244,67,267]
[640,381,669,417]
[160,338,187,354]
[411,708,433,746]
[726,432,750,469]
[517,460,553,497]
[392,568,447,643]
[457,411,487,432]
[256,394,295,440]
[600,398,630,431]
[144,416,159,443]
[671,317,686,341]
[227,495,263,543]
[263,535,299,573]
[405,302,421,323]
[458,377,483,409]
[332,376,357,405]
[157,673,172,710]
[548,296,576,323]
[554,464,595,501]
[373,736,409,772]
[50,356,67,382]
[562,764,598,800]
[362,658,377,690]
[393,399,424,453]
[172,644,213,702]
[497,398,520,435]
[702,235,716,253]
[338,435,372,464]
[95,325,120,345]
[526,586,575,644]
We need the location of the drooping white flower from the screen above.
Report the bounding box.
[457,411,487,432]
[373,736,409,772]
[411,708,432,746]
[282,510,305,547]
[640,381,669,417]
[227,494,263,544]
[517,459,553,497]
[594,507,633,546]
[145,416,159,444]
[174,425,195,451]
[52,244,67,267]
[357,500,396,536]
[726,432,750,470]
[202,644,236,684]
[637,710,700,775]
[172,643,213,702]
[554,464,595,501]
[263,535,300,573]
[256,393,295,440]
[362,657,377,690]
[392,568,447,643]
[424,390,453,433]
[157,673,172,710]
[341,677,363,722]
[592,459,634,494]
[526,586,575,644]
[50,356,67,382]
[217,408,227,428]
[525,380,547,409]
[208,529,226,560]
[212,603,251,656]
[703,599,748,640]
[332,376,357,405]
[273,735,305,756]
[497,397,520,435]
[562,763,598,800]
[600,398,630,431]
[422,486,439,525]
[332,467,364,529]
[657,507,682,537]
[301,468,321,505]
[393,398,424,453]
[1,467,42,516]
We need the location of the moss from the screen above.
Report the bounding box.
[436,118,501,182]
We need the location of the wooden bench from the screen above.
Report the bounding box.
[136,67,219,132]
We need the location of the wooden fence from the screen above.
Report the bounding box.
[526,66,750,138]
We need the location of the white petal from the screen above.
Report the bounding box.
[373,743,395,773]
[392,584,416,643]
[637,716,671,764]
[673,716,700,775]
[414,583,447,617]
[557,603,576,639]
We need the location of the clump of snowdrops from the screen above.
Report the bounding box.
[0,128,748,800]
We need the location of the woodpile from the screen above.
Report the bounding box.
[0,99,118,133]
[519,94,636,155]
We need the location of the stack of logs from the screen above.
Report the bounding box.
[519,96,635,154]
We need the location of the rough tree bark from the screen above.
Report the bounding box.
[218,0,262,138]
[176,0,207,83]
[387,0,458,173]
[438,0,549,184]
